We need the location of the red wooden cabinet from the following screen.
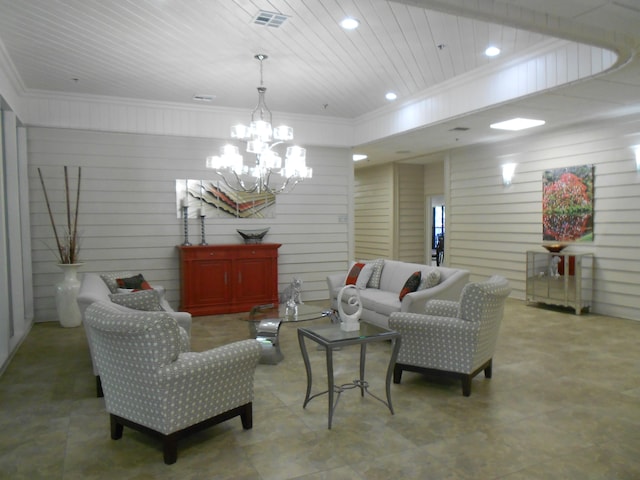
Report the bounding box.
[177,243,281,315]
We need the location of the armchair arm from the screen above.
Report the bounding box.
[156,339,261,432]
[389,312,479,372]
[326,273,346,293]
[424,299,459,317]
[401,269,470,314]
[327,273,347,310]
[177,326,190,352]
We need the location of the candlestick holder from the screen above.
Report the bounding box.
[182,205,191,246]
[199,214,208,245]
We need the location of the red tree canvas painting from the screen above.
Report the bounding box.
[542,165,594,242]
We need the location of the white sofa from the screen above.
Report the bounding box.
[77,272,192,396]
[327,259,470,329]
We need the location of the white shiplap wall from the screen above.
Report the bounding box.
[447,113,640,321]
[396,164,426,263]
[354,163,394,260]
[29,127,351,322]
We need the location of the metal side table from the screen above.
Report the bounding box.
[297,321,401,429]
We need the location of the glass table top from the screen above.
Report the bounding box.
[298,322,397,345]
[248,303,331,323]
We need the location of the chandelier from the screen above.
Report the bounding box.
[205,54,312,194]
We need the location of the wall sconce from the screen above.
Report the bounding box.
[502,163,516,185]
[634,146,640,171]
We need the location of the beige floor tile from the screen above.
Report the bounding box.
[0,298,639,479]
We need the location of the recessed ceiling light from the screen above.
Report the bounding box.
[490,117,545,131]
[353,154,368,162]
[485,46,501,57]
[385,92,397,101]
[340,17,360,30]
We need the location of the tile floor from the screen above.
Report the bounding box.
[1,299,639,479]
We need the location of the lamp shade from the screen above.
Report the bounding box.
[274,125,294,141]
[250,120,272,142]
[231,124,250,139]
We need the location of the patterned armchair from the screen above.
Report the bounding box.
[389,275,510,396]
[84,301,261,464]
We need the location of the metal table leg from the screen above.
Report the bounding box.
[326,347,335,429]
[385,337,401,414]
[298,330,313,408]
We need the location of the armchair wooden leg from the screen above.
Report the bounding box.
[461,376,472,397]
[163,435,178,465]
[393,364,403,384]
[240,402,253,430]
[484,359,493,378]
[110,415,123,440]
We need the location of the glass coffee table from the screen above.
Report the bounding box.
[246,303,334,364]
[297,322,401,429]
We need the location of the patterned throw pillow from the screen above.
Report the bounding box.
[419,269,441,290]
[116,273,152,291]
[109,289,164,311]
[366,258,385,289]
[345,262,366,285]
[100,271,135,293]
[355,263,374,289]
[399,271,422,300]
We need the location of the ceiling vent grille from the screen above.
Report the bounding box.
[449,127,470,131]
[253,11,289,28]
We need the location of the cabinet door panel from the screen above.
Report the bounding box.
[235,258,274,304]
[192,259,232,306]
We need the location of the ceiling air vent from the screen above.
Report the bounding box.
[253,11,289,28]
[449,127,470,131]
[192,94,215,102]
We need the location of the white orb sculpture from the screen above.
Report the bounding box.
[337,284,363,331]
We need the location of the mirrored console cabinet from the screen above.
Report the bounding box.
[526,250,593,315]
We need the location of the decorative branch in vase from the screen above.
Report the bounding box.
[37,166,82,264]
[38,166,83,327]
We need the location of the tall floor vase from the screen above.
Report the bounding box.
[56,263,83,328]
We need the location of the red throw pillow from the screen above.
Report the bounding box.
[399,271,422,300]
[116,274,152,291]
[345,262,366,285]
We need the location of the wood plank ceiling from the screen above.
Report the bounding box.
[0,0,639,162]
[0,0,548,118]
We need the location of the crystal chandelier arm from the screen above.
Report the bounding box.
[214,170,260,194]
[262,173,301,195]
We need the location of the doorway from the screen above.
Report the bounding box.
[429,196,445,265]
